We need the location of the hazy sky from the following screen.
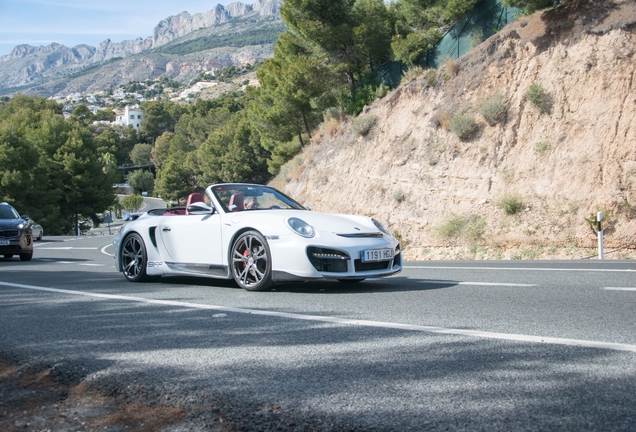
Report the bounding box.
[0,0,252,57]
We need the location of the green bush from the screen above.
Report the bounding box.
[424,68,438,86]
[351,114,377,136]
[393,188,406,203]
[498,194,524,215]
[526,82,547,113]
[534,141,552,154]
[450,113,477,140]
[469,27,484,48]
[479,93,506,126]
[375,84,389,99]
[434,213,486,242]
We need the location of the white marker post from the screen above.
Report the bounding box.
[597,211,604,260]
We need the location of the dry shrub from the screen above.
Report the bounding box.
[479,93,506,126]
[437,110,452,131]
[323,117,342,137]
[402,66,425,83]
[351,114,377,136]
[424,68,438,86]
[450,113,477,140]
[442,56,459,78]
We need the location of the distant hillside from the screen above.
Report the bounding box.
[0,0,281,97]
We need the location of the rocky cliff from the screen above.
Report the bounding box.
[0,0,281,94]
[280,0,636,260]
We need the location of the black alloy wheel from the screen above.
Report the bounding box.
[121,233,150,282]
[231,230,273,291]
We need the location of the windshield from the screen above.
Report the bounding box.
[210,184,306,213]
[0,205,20,219]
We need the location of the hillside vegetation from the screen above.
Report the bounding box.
[276,0,636,260]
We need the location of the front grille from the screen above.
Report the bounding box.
[307,247,350,273]
[354,259,391,272]
[0,230,19,238]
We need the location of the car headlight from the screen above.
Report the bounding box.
[371,218,389,236]
[286,217,315,238]
[16,223,24,229]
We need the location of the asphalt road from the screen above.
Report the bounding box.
[1,235,635,431]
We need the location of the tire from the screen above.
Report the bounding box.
[37,230,43,241]
[338,278,365,284]
[231,230,273,291]
[3,254,14,259]
[20,251,33,261]
[120,233,150,282]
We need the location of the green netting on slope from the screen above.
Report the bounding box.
[420,0,519,68]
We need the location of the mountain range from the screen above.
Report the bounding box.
[0,0,282,97]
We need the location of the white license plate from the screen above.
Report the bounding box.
[361,248,394,262]
[0,240,9,246]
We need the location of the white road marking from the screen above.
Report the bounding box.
[79,263,104,267]
[1,281,635,353]
[36,247,98,250]
[604,287,636,291]
[101,244,114,257]
[404,265,636,273]
[421,280,536,287]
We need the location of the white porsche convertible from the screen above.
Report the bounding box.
[113,183,401,291]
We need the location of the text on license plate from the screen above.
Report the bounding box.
[361,248,394,262]
[0,240,9,246]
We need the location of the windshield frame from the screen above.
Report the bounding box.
[208,184,307,213]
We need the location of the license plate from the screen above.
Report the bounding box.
[361,248,394,262]
[0,240,9,246]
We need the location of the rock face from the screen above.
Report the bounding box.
[280,0,636,260]
[0,0,281,93]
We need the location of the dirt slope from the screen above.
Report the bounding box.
[278,0,636,260]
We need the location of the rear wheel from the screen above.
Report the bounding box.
[121,233,150,282]
[231,230,272,291]
[20,251,33,261]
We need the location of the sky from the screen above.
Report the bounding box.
[0,0,252,57]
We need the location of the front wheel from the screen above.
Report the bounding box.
[37,230,43,241]
[120,233,150,282]
[231,230,273,291]
[20,251,33,261]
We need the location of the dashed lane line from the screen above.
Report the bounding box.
[0,281,635,354]
[604,287,636,291]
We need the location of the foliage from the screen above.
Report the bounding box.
[479,93,506,126]
[127,170,155,193]
[534,141,552,154]
[498,194,525,215]
[502,0,557,14]
[391,0,479,65]
[0,95,115,235]
[468,27,484,48]
[442,55,459,78]
[526,82,548,113]
[129,143,153,166]
[351,114,377,136]
[140,101,185,142]
[121,194,144,212]
[450,113,477,140]
[434,213,486,243]
[393,188,406,203]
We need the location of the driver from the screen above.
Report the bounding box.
[245,197,259,210]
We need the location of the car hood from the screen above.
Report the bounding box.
[237,210,379,235]
[0,218,24,229]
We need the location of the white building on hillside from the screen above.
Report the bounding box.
[114,105,143,131]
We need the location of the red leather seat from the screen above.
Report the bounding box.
[228,193,245,212]
[185,193,205,215]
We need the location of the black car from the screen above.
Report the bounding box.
[0,202,34,261]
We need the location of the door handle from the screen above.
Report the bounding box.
[162,227,171,232]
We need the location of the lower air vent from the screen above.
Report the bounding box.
[307,247,350,273]
[354,260,391,272]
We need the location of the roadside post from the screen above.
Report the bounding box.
[597,211,604,260]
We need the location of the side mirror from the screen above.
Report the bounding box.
[304,205,311,211]
[187,202,215,215]
[21,214,30,221]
